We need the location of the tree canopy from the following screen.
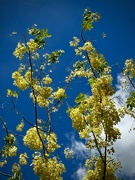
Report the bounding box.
[0,6,135,180]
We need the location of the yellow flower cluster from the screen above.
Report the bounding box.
[32,155,65,180]
[9,134,16,142]
[65,68,93,83]
[69,107,86,131]
[67,36,123,153]
[16,120,24,132]
[124,59,135,78]
[83,157,121,180]
[64,148,74,159]
[74,41,94,56]
[13,42,27,60]
[19,153,28,165]
[91,75,114,97]
[12,163,20,174]
[68,76,120,146]
[83,42,93,52]
[79,124,91,138]
[74,68,86,78]
[8,146,17,157]
[42,75,52,84]
[49,133,60,151]
[54,88,66,100]
[0,160,7,167]
[27,39,39,52]
[69,37,80,47]
[32,52,39,60]
[89,50,106,70]
[7,89,18,98]
[75,47,84,56]
[30,85,53,107]
[23,127,46,150]
[47,133,60,153]
[12,70,29,90]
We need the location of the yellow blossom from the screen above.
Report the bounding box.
[124,59,135,77]
[16,121,24,132]
[13,42,27,60]
[43,75,52,84]
[32,155,65,180]
[27,39,39,52]
[32,52,40,60]
[75,47,83,56]
[23,127,46,150]
[69,107,85,131]
[12,163,20,174]
[83,41,93,52]
[19,153,28,165]
[0,160,7,167]
[54,88,66,100]
[8,146,17,157]
[64,148,74,159]
[69,37,80,47]
[47,133,60,153]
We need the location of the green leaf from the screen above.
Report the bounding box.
[88,77,96,86]
[82,8,100,31]
[41,29,51,38]
[8,172,22,180]
[48,50,65,63]
[96,61,108,75]
[73,60,87,70]
[4,134,16,146]
[29,27,51,49]
[66,106,76,115]
[126,91,135,110]
[75,93,86,104]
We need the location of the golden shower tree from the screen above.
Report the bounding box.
[0,8,135,180]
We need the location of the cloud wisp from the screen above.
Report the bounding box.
[113,74,135,177]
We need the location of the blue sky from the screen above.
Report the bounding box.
[0,0,135,179]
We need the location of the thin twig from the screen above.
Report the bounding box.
[0,116,8,135]
[25,37,47,158]
[103,134,107,180]
[92,131,104,163]
[0,171,11,177]
[11,98,35,127]
[80,28,97,78]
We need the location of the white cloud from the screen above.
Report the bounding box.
[114,115,135,177]
[65,132,89,179]
[113,74,135,177]
[65,132,90,160]
[71,164,86,180]
[113,73,131,105]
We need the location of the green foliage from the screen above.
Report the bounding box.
[88,77,96,86]
[73,60,87,70]
[1,134,16,158]
[96,60,108,75]
[127,91,135,110]
[48,50,65,63]
[4,134,16,146]
[8,172,22,180]
[66,106,75,115]
[28,27,51,48]
[75,93,86,104]
[82,8,100,31]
